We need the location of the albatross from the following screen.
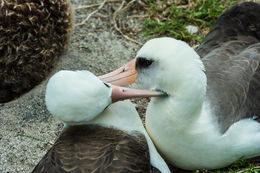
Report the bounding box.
[32,70,170,173]
[100,2,260,170]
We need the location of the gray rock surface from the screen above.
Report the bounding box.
[0,0,147,172]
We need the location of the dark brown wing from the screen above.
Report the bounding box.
[197,2,260,133]
[32,125,152,173]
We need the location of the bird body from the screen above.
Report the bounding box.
[100,2,260,170]
[33,70,170,173]
[34,124,152,173]
[140,15,260,168]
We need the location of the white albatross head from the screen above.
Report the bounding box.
[100,37,206,96]
[45,70,164,124]
[135,37,205,94]
[45,70,111,123]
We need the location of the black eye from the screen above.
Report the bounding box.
[135,57,153,70]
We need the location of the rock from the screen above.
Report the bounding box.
[186,25,198,34]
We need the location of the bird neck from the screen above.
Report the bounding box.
[147,67,207,129]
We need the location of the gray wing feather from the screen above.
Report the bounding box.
[32,125,152,173]
[197,2,260,133]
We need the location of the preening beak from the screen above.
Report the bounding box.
[100,59,167,102]
[99,59,137,86]
[110,84,166,103]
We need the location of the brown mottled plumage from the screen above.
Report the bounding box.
[0,0,73,103]
[197,2,260,133]
[32,125,155,173]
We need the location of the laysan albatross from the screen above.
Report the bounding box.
[100,2,260,170]
[32,70,170,173]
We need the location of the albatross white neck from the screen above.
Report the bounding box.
[146,57,207,129]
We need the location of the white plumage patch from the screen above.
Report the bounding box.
[45,70,111,123]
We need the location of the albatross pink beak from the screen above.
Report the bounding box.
[100,59,166,102]
[99,59,137,86]
[110,84,165,103]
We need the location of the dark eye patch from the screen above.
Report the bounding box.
[103,82,110,88]
[135,57,153,69]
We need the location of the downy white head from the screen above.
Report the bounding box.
[45,70,112,123]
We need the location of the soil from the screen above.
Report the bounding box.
[0,0,150,172]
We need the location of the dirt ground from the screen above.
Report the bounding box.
[0,0,150,172]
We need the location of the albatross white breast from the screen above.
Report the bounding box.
[100,2,260,170]
[32,70,170,173]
